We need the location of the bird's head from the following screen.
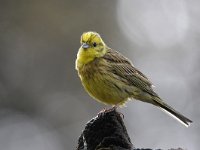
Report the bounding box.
[76,32,107,67]
[81,31,106,52]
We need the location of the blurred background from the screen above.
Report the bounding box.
[0,0,199,149]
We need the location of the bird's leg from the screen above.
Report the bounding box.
[97,105,116,117]
[98,107,107,114]
[112,102,123,110]
[98,104,118,113]
[112,104,124,119]
[110,105,117,111]
[97,104,124,118]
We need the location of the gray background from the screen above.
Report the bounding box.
[0,0,199,149]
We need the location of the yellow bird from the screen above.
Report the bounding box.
[75,31,192,127]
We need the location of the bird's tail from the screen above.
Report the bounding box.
[152,97,192,127]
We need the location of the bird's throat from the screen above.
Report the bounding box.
[76,48,96,70]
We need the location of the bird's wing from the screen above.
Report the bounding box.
[103,48,158,97]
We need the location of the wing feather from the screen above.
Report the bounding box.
[103,49,157,97]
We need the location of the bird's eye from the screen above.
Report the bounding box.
[93,42,97,47]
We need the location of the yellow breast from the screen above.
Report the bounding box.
[77,58,128,105]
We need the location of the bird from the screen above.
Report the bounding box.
[75,31,192,127]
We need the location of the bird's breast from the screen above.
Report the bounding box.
[77,59,129,105]
[78,58,99,79]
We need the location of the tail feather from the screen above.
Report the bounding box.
[153,97,192,127]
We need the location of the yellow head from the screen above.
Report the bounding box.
[76,31,107,69]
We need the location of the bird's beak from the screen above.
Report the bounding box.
[82,43,90,49]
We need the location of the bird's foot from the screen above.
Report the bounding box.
[111,104,124,118]
[97,105,124,118]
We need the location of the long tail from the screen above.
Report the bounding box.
[153,97,192,127]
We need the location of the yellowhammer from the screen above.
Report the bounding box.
[75,31,192,127]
